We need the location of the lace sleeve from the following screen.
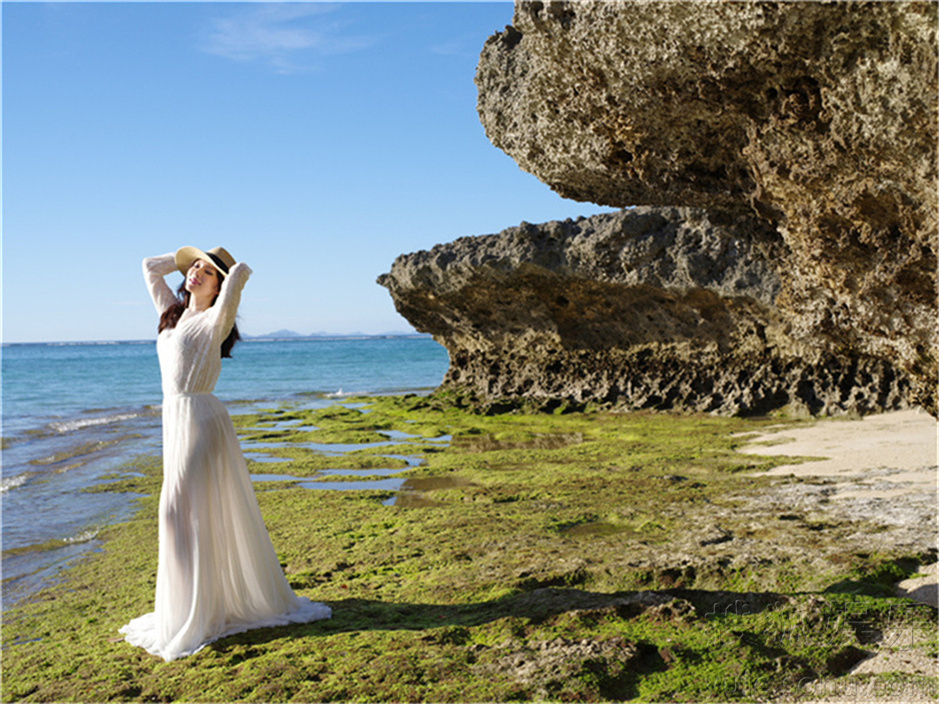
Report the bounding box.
[211,262,252,344]
[143,254,179,315]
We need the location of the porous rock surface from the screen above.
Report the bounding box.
[474,0,937,414]
[378,208,909,415]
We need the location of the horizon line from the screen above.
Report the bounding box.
[1,332,433,347]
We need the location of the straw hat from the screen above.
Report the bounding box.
[175,246,236,278]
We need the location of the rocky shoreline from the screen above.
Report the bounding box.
[382,1,937,417]
[380,207,912,416]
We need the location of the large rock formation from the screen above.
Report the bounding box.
[379,208,909,415]
[469,1,936,414]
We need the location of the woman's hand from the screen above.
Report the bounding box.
[229,261,253,279]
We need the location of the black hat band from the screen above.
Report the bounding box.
[206,252,230,275]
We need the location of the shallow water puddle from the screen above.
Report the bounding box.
[306,441,401,455]
[251,467,410,493]
[240,429,450,458]
[256,418,318,432]
[379,430,451,443]
[246,416,454,505]
[250,457,467,507]
[241,439,404,455]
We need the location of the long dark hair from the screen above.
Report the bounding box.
[158,281,241,358]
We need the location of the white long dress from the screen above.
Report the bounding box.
[120,254,331,662]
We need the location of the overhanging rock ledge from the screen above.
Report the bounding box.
[383,1,936,415]
[379,208,910,416]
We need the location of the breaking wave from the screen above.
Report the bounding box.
[1,474,29,494]
[63,529,100,544]
[49,412,142,434]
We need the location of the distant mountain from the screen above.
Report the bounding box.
[245,330,431,340]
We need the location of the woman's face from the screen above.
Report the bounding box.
[185,259,221,299]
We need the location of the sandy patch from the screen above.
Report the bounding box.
[737,409,938,498]
[738,409,938,609]
[739,411,939,702]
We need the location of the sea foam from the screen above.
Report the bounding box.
[1,474,29,493]
[49,412,140,434]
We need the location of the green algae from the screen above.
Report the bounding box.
[2,396,935,703]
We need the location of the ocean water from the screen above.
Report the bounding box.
[1,336,449,610]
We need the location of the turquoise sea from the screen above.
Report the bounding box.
[1,336,449,610]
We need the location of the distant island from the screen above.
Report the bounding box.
[243,330,431,341]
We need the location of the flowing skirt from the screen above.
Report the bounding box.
[120,392,330,661]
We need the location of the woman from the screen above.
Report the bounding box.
[120,246,331,662]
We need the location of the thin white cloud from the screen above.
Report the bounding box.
[199,4,374,73]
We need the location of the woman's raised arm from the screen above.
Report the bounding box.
[211,261,252,343]
[143,253,179,315]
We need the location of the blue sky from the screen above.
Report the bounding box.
[3,2,615,343]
